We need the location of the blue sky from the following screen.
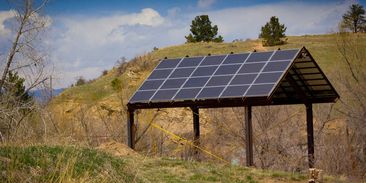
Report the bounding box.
[0,0,364,88]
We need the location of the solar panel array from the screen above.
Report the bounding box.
[129,49,300,103]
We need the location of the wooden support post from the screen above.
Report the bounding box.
[245,105,254,166]
[127,109,135,149]
[191,107,200,160]
[306,103,315,168]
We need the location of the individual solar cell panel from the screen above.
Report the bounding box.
[206,75,233,86]
[254,72,283,83]
[129,91,155,103]
[223,53,249,64]
[246,51,274,62]
[140,80,164,90]
[245,84,275,96]
[214,64,241,75]
[174,88,201,100]
[200,55,226,66]
[238,63,265,74]
[183,77,210,88]
[196,87,225,99]
[148,69,173,79]
[151,89,178,101]
[220,85,249,98]
[170,68,195,78]
[192,66,218,76]
[156,58,181,69]
[230,74,257,85]
[160,78,186,89]
[262,61,291,72]
[178,57,204,67]
[270,49,299,61]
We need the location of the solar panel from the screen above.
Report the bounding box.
[246,51,273,62]
[192,66,218,76]
[220,85,249,98]
[214,64,241,75]
[197,86,225,99]
[200,55,226,66]
[177,57,202,67]
[263,61,291,72]
[206,75,232,86]
[223,53,249,64]
[230,74,258,85]
[270,49,299,61]
[140,80,164,90]
[151,89,177,101]
[148,69,173,79]
[245,84,275,96]
[175,88,201,100]
[170,68,195,78]
[254,72,283,83]
[129,49,301,103]
[161,78,186,89]
[238,63,265,73]
[129,91,155,102]
[155,58,181,69]
[183,77,210,88]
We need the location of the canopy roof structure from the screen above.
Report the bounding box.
[128,47,338,109]
[126,47,339,168]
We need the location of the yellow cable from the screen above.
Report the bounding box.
[150,123,230,164]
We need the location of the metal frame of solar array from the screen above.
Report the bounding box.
[270,48,340,104]
[128,47,339,109]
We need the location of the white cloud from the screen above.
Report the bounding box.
[49,8,187,87]
[0,10,15,37]
[46,1,352,88]
[197,0,216,9]
[201,1,352,40]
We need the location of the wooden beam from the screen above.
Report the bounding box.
[306,103,315,168]
[127,109,135,149]
[191,107,200,160]
[245,105,254,166]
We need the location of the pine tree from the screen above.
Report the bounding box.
[259,16,287,46]
[185,15,224,43]
[3,71,31,103]
[342,4,366,33]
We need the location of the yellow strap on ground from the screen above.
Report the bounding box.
[150,123,230,164]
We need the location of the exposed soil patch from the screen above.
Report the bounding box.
[97,141,139,157]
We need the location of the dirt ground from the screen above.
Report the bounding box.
[97,141,139,157]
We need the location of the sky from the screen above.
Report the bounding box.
[0,0,365,88]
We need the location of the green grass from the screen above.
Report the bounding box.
[0,145,347,183]
[0,145,135,182]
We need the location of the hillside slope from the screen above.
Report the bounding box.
[52,33,364,108]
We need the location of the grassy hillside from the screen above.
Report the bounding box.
[0,145,346,183]
[52,33,366,105]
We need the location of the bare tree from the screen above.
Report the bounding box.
[0,0,49,141]
[0,0,49,92]
[334,32,366,178]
